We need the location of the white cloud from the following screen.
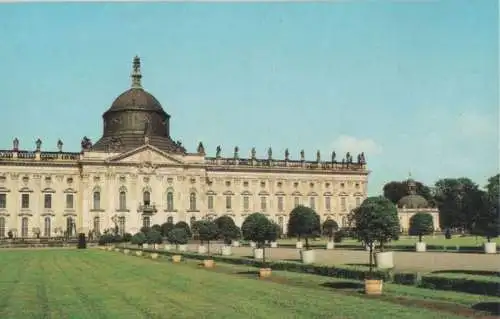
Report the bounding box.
[331,135,382,156]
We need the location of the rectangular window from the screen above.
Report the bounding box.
[277,196,284,211]
[356,197,361,207]
[225,196,232,210]
[44,194,52,209]
[325,196,331,211]
[309,197,315,210]
[260,196,267,212]
[243,196,249,211]
[66,194,74,209]
[166,192,174,211]
[0,194,6,209]
[119,192,127,210]
[207,195,214,210]
[118,217,126,235]
[21,194,30,209]
[294,196,300,207]
[341,197,346,211]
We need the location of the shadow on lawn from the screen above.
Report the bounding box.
[431,270,500,277]
[472,302,500,315]
[320,282,364,290]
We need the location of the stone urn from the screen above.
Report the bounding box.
[415,242,426,252]
[221,246,232,256]
[376,251,394,269]
[270,242,278,248]
[232,241,240,247]
[143,243,149,249]
[365,279,383,295]
[250,241,257,248]
[172,255,182,263]
[253,248,264,260]
[135,251,143,257]
[300,249,315,264]
[326,241,334,250]
[198,245,207,254]
[296,241,304,249]
[203,259,215,268]
[151,253,159,260]
[259,268,272,278]
[123,249,130,255]
[484,242,497,254]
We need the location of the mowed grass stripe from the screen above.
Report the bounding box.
[0,250,468,319]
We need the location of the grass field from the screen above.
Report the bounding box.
[0,249,489,319]
[277,235,500,246]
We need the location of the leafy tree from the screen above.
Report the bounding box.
[122,233,132,242]
[322,219,339,242]
[348,196,400,274]
[215,215,241,245]
[146,229,163,245]
[151,224,162,234]
[241,213,280,267]
[287,205,321,250]
[77,233,87,249]
[472,174,499,242]
[196,220,219,258]
[174,221,192,238]
[383,180,435,206]
[131,232,146,247]
[140,226,150,234]
[167,228,189,249]
[434,178,483,231]
[408,212,434,242]
[160,222,175,237]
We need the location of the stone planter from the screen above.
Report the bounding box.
[484,242,497,254]
[326,241,334,250]
[364,279,383,295]
[178,244,187,252]
[415,242,426,252]
[232,241,240,247]
[221,246,232,256]
[300,249,315,264]
[151,253,159,259]
[250,241,257,248]
[259,268,272,278]
[296,241,303,249]
[114,248,120,252]
[198,245,207,254]
[203,259,215,268]
[143,243,149,249]
[270,242,278,248]
[375,251,394,269]
[135,251,143,257]
[106,246,114,251]
[253,248,264,260]
[164,244,173,251]
[172,255,182,263]
[123,249,130,255]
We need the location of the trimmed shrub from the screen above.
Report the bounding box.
[77,233,86,249]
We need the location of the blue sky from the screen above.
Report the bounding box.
[0,1,498,195]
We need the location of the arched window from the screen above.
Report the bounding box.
[207,195,214,210]
[342,216,348,228]
[93,191,101,210]
[190,216,195,225]
[119,191,127,210]
[93,217,100,235]
[118,217,126,235]
[325,196,331,211]
[167,216,174,224]
[225,196,232,210]
[66,217,74,237]
[143,191,151,206]
[44,217,51,237]
[21,217,28,238]
[0,217,5,238]
[189,192,197,211]
[277,196,284,212]
[143,216,151,228]
[166,191,174,211]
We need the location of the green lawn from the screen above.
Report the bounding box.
[0,249,475,319]
[278,235,500,246]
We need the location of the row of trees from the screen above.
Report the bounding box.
[383,174,499,234]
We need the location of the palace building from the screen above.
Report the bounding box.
[0,56,369,238]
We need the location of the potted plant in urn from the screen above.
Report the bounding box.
[322,219,339,250]
[167,228,189,263]
[196,220,219,268]
[146,229,162,258]
[408,212,434,252]
[215,215,240,256]
[348,196,400,295]
[191,221,207,254]
[287,205,321,264]
[131,232,146,256]
[241,213,280,278]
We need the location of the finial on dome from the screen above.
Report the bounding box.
[131,55,142,88]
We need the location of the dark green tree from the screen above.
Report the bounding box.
[146,229,163,245]
[174,221,192,238]
[160,222,175,237]
[472,174,499,242]
[348,196,400,274]
[408,212,434,242]
[383,180,435,206]
[215,215,241,245]
[167,228,189,249]
[131,232,146,247]
[287,205,321,250]
[241,213,280,267]
[322,219,339,242]
[151,224,162,234]
[196,220,219,258]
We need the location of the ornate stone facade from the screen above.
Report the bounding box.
[0,57,369,238]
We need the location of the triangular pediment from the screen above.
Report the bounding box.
[106,144,183,165]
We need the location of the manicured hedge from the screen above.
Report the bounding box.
[121,245,499,297]
[272,243,498,253]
